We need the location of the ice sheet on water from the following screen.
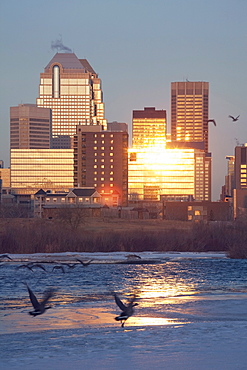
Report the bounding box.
[2,251,227,264]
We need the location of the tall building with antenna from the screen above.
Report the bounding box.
[36,53,107,147]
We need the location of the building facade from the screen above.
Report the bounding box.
[74,125,128,206]
[233,144,247,220]
[34,188,102,218]
[36,53,107,146]
[10,104,51,149]
[132,107,166,149]
[10,149,74,194]
[128,147,211,201]
[171,81,209,152]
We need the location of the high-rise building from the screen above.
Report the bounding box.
[132,107,166,149]
[171,81,209,152]
[10,149,74,194]
[221,155,235,201]
[128,147,210,201]
[36,53,107,146]
[235,145,247,190]
[74,125,128,206]
[10,104,51,149]
[233,144,247,219]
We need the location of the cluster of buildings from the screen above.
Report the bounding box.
[0,52,246,221]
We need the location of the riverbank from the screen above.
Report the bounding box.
[0,217,246,258]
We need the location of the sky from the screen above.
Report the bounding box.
[0,0,246,200]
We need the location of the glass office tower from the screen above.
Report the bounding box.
[132,107,166,149]
[36,53,107,146]
[128,148,211,201]
[10,149,74,194]
[171,81,209,152]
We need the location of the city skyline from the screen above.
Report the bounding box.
[0,0,246,200]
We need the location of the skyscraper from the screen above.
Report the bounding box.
[171,81,209,152]
[36,53,107,147]
[234,145,247,190]
[132,107,166,149]
[233,144,247,219]
[10,104,51,149]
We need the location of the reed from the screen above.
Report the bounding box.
[0,218,246,258]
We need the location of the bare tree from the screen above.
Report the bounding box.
[56,206,87,230]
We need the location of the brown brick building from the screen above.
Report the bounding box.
[74,125,128,206]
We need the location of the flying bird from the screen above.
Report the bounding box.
[31,264,46,272]
[229,115,240,122]
[113,292,138,327]
[207,119,217,126]
[76,258,93,266]
[52,265,65,273]
[0,254,12,260]
[24,283,55,316]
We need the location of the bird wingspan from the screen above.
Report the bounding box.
[41,289,55,306]
[26,284,40,309]
[128,295,137,307]
[114,293,127,311]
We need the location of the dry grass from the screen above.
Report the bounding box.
[0,217,246,258]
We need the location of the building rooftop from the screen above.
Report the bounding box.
[45,53,86,71]
[71,188,99,197]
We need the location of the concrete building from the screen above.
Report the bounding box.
[74,125,128,206]
[10,149,74,194]
[132,107,166,149]
[10,104,51,149]
[171,81,209,152]
[36,53,107,146]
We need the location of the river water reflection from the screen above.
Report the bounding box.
[1,253,247,370]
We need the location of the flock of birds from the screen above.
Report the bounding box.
[15,258,93,273]
[1,254,138,327]
[24,283,138,327]
[207,114,240,127]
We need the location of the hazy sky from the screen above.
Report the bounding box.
[0,0,246,200]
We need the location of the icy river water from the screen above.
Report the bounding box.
[0,252,247,370]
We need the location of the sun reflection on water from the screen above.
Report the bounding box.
[131,264,198,307]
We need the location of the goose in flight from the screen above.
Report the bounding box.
[24,283,55,316]
[0,254,12,261]
[113,292,138,327]
[31,264,46,272]
[229,115,240,122]
[207,119,216,126]
[52,265,65,273]
[76,258,93,266]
